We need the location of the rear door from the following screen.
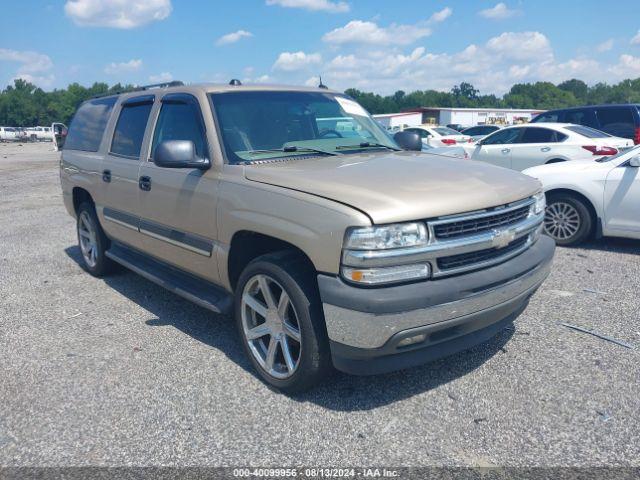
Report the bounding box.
[137,93,220,282]
[99,95,155,250]
[603,157,640,236]
[510,127,568,171]
[470,127,520,169]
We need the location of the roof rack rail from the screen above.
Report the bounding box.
[141,80,184,90]
[89,81,184,100]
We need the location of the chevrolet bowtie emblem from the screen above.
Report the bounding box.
[492,228,516,248]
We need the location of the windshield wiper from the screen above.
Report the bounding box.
[247,146,338,156]
[335,142,401,152]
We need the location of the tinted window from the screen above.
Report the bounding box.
[152,99,207,158]
[595,107,635,138]
[110,101,153,158]
[481,128,521,145]
[405,128,430,139]
[518,127,566,143]
[565,109,598,128]
[434,127,459,136]
[463,126,498,135]
[65,97,117,152]
[565,125,610,138]
[532,112,559,123]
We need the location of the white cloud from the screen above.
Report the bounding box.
[216,30,253,46]
[272,51,322,71]
[485,32,552,62]
[266,0,349,13]
[0,48,54,88]
[479,3,519,20]
[65,0,171,29]
[104,59,143,75]
[609,54,640,77]
[0,48,53,73]
[631,30,640,45]
[428,7,452,23]
[148,72,173,83]
[322,20,431,45]
[596,39,614,52]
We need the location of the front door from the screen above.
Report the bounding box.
[137,93,220,283]
[99,95,155,251]
[603,160,640,236]
[471,128,520,169]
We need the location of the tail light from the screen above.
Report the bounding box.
[582,145,618,156]
[634,127,640,145]
[441,138,456,145]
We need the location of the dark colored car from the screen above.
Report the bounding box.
[531,104,640,144]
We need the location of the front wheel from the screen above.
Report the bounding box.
[235,252,331,393]
[544,194,593,246]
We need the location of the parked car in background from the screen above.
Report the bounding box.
[404,125,471,147]
[465,123,633,171]
[0,127,19,142]
[461,125,502,142]
[531,104,640,144]
[15,128,28,141]
[446,123,466,132]
[524,145,640,245]
[26,126,53,141]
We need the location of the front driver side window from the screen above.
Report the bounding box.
[481,128,520,145]
[152,97,207,159]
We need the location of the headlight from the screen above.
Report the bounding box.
[344,222,428,250]
[341,264,431,285]
[533,191,546,215]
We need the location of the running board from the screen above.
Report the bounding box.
[106,243,233,315]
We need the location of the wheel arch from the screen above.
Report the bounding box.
[72,187,94,216]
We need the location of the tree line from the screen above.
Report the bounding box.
[1,77,640,127]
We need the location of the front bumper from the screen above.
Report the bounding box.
[318,235,555,375]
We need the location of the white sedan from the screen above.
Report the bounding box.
[523,145,640,245]
[465,123,634,171]
[403,125,471,147]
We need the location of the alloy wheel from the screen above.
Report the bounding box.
[544,201,581,241]
[78,211,98,268]
[240,274,302,379]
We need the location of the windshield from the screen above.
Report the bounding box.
[433,127,460,136]
[210,91,398,163]
[565,125,612,138]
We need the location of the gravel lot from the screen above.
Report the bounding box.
[1,142,639,467]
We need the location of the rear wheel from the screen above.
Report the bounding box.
[235,252,331,393]
[76,202,114,277]
[544,194,593,245]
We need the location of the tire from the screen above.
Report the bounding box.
[76,202,115,277]
[235,251,331,393]
[544,193,593,246]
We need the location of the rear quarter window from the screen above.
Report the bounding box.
[64,97,117,152]
[595,107,636,138]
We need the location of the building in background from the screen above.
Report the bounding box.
[404,107,545,127]
[372,112,422,130]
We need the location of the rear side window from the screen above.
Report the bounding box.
[532,111,559,123]
[518,127,566,143]
[564,109,598,128]
[151,97,207,159]
[110,99,154,158]
[65,97,117,152]
[595,107,635,138]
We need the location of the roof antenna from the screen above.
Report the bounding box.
[318,75,328,89]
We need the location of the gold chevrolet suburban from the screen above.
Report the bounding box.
[60,81,554,392]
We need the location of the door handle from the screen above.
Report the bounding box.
[102,169,111,183]
[501,148,510,154]
[139,175,151,191]
[541,147,551,152]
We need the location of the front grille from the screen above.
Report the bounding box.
[433,204,531,240]
[437,236,528,271]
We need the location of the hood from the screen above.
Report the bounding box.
[524,158,610,178]
[244,151,541,224]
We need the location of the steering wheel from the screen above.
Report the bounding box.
[319,129,343,138]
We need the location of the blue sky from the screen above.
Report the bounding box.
[1,0,640,95]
